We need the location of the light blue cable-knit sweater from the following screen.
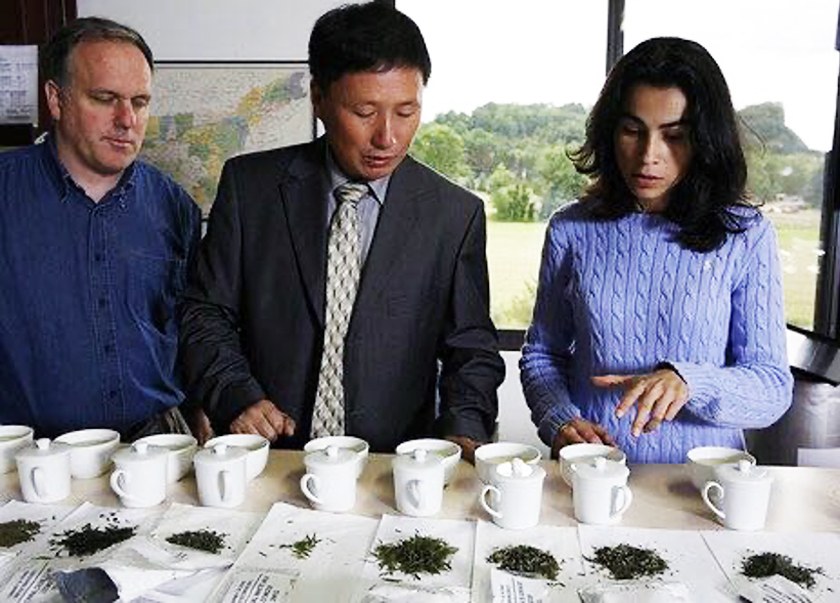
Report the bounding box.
[520,200,794,464]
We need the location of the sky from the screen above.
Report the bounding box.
[400,0,839,152]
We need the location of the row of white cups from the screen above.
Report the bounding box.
[0,424,773,531]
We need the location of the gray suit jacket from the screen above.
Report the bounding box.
[179,138,505,452]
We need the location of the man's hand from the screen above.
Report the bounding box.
[592,368,689,437]
[185,406,215,446]
[445,435,481,464]
[552,418,615,458]
[230,399,296,442]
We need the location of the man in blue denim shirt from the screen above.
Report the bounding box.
[0,18,202,439]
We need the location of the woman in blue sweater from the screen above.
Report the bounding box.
[520,37,793,464]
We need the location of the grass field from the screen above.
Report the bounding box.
[487,209,821,330]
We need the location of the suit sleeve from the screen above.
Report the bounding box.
[179,160,266,431]
[436,202,506,442]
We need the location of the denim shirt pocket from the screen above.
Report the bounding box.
[126,252,187,338]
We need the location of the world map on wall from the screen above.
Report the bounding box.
[141,64,314,213]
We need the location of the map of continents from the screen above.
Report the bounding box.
[142,65,313,213]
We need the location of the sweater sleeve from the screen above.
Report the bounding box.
[519,216,582,446]
[670,219,793,428]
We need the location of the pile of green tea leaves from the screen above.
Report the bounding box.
[50,522,136,557]
[279,534,321,560]
[588,544,668,580]
[487,544,559,580]
[741,552,823,589]
[373,533,458,579]
[0,519,41,547]
[166,529,227,554]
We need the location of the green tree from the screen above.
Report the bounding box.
[411,123,471,182]
[537,145,588,218]
[489,165,535,222]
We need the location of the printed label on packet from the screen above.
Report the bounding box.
[490,567,549,603]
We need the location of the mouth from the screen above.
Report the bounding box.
[364,155,395,168]
[631,173,662,188]
[104,137,136,151]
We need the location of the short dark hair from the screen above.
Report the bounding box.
[41,17,154,87]
[308,2,431,92]
[570,37,754,252]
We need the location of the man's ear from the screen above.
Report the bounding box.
[310,80,325,121]
[45,80,62,122]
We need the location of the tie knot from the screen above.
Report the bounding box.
[335,182,369,207]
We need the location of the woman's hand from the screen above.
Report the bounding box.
[592,368,689,436]
[552,418,615,458]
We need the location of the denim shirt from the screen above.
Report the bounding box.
[0,137,201,438]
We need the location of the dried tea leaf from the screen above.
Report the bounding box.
[487,544,559,580]
[373,533,458,579]
[166,529,226,554]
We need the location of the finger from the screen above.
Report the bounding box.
[643,417,662,433]
[282,416,297,437]
[664,391,689,421]
[592,423,616,445]
[265,406,290,436]
[557,423,586,446]
[591,374,633,388]
[631,383,662,436]
[615,379,647,418]
[573,422,606,445]
[240,411,278,441]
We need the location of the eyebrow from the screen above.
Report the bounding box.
[619,113,689,129]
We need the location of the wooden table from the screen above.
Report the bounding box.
[4,450,838,533]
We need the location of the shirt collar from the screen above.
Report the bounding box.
[325,147,389,205]
[42,132,138,204]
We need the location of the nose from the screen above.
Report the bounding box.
[113,99,136,129]
[371,115,395,149]
[641,133,663,165]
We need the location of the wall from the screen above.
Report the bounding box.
[77,0,344,60]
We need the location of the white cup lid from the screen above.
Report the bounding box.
[15,438,71,459]
[194,442,248,465]
[571,455,629,481]
[715,458,771,483]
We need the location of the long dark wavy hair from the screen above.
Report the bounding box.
[570,37,757,252]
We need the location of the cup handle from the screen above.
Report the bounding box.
[300,473,323,505]
[702,481,726,520]
[480,484,503,519]
[32,466,49,499]
[406,479,423,510]
[610,485,633,518]
[110,469,143,504]
[219,469,231,503]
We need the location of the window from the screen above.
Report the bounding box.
[398,0,607,330]
[624,0,838,331]
[398,0,840,348]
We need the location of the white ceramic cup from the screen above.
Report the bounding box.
[686,446,756,490]
[15,438,71,503]
[571,456,633,525]
[392,448,444,517]
[300,446,357,513]
[480,458,546,530]
[558,442,627,488]
[194,443,248,508]
[395,438,461,485]
[304,435,369,478]
[475,442,542,483]
[55,428,120,479]
[136,433,198,483]
[0,425,34,474]
[702,459,774,531]
[204,434,269,481]
[110,441,168,508]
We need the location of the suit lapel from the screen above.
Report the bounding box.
[357,157,428,303]
[280,140,329,326]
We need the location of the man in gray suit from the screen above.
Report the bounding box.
[179,2,504,458]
